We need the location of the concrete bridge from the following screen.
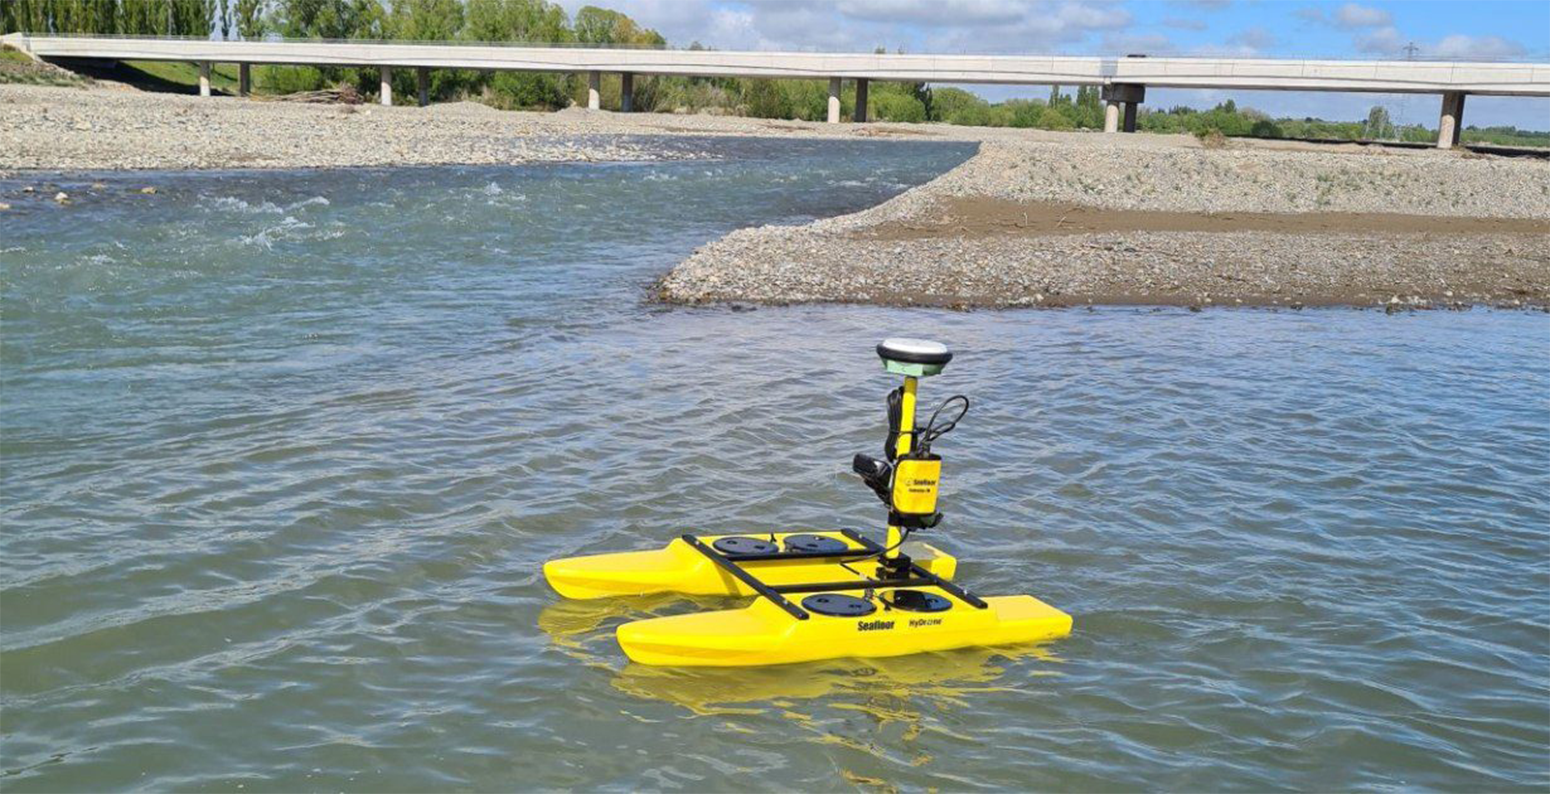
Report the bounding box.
[5,33,1548,149]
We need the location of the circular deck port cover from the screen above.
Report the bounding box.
[783,534,848,554]
[887,589,953,613]
[801,593,876,617]
[712,536,778,556]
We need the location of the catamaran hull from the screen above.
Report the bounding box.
[617,586,1072,667]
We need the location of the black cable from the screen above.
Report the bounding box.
[884,385,903,461]
[834,526,913,565]
[914,394,969,456]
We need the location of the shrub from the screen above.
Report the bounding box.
[1249,119,1283,139]
[780,80,832,121]
[946,103,993,127]
[930,87,987,123]
[1037,106,1074,130]
[870,91,926,123]
[488,71,571,110]
[1009,101,1044,128]
[254,65,326,94]
[741,79,791,119]
[1195,128,1228,148]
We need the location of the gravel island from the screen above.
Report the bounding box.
[660,138,1550,309]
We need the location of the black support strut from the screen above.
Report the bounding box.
[680,529,991,615]
[680,534,810,620]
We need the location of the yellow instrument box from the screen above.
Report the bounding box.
[891,455,941,515]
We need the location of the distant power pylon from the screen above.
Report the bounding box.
[1402,42,1420,60]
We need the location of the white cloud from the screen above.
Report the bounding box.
[1228,26,1276,52]
[1356,26,1526,61]
[837,0,1027,26]
[563,0,1135,54]
[1354,25,1405,55]
[1101,32,1176,55]
[1297,3,1392,30]
[1333,3,1391,29]
[1430,34,1526,60]
[560,0,1533,67]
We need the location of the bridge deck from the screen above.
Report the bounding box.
[5,34,1547,97]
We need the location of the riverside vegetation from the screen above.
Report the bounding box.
[5,0,1547,148]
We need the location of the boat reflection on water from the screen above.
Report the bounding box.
[612,645,1063,717]
[537,596,1066,717]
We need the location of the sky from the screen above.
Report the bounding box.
[554,0,1550,128]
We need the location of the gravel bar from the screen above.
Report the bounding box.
[661,139,1550,310]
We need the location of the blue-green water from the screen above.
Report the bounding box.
[2,139,1547,791]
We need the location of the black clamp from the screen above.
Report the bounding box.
[889,511,942,530]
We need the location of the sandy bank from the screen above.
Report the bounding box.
[660,139,1550,310]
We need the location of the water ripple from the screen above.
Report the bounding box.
[3,142,1547,791]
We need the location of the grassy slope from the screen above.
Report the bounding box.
[0,44,90,86]
[120,60,244,93]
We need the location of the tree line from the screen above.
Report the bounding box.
[5,1,1544,146]
[0,2,664,49]
[3,0,232,38]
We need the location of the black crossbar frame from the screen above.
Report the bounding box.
[679,529,988,621]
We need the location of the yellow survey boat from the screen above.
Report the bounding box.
[542,338,1073,667]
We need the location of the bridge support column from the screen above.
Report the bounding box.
[587,71,600,110]
[827,77,841,123]
[1101,83,1145,133]
[238,63,250,97]
[379,66,392,106]
[854,78,868,122]
[417,67,429,107]
[620,72,634,112]
[197,61,211,97]
[1437,91,1466,149]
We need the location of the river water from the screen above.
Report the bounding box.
[2,139,1547,791]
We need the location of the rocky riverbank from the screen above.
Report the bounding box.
[660,138,1550,309]
[0,82,1016,171]
[0,84,686,170]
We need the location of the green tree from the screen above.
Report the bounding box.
[234,0,266,38]
[1363,105,1393,140]
[463,0,573,109]
[929,87,988,123]
[270,0,383,39]
[572,4,660,45]
[1072,85,1103,128]
[463,0,569,43]
[388,0,462,41]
